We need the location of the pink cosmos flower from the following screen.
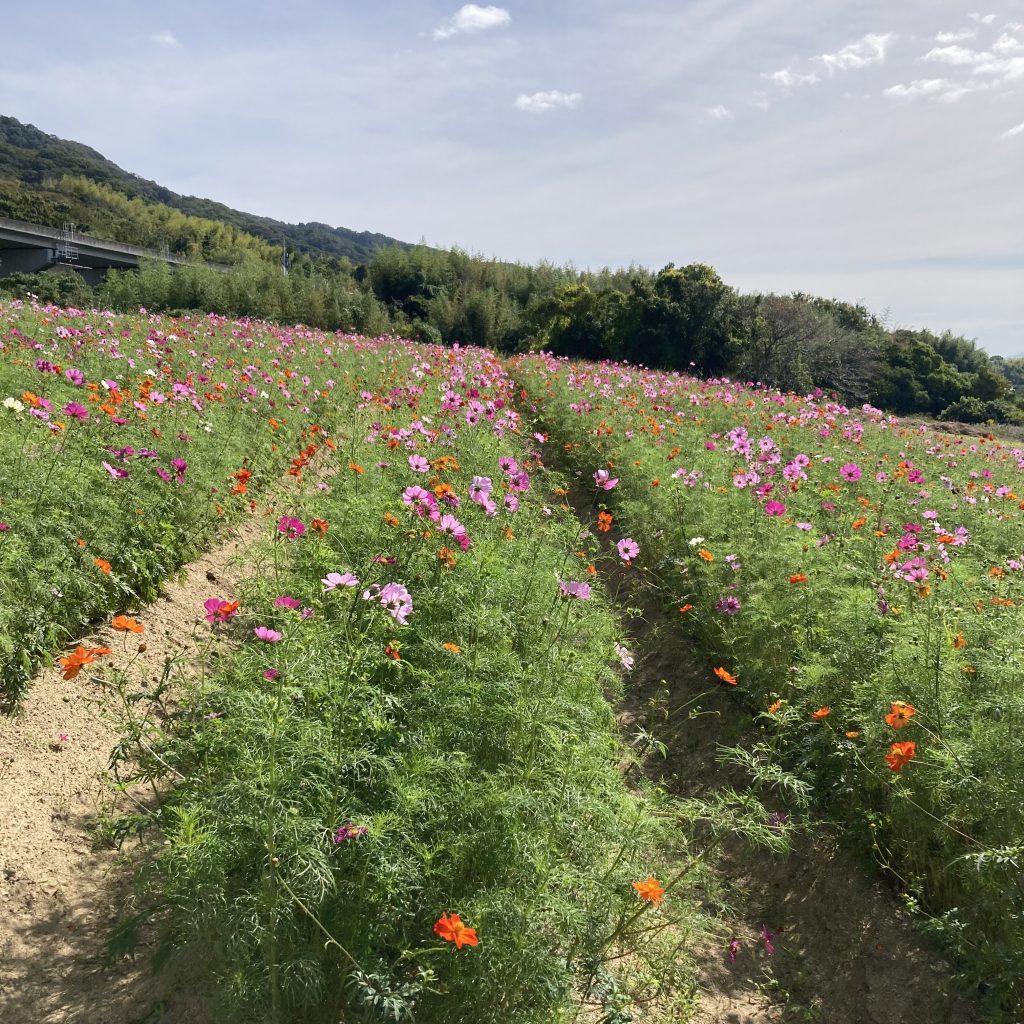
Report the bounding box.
[469,476,493,504]
[559,580,592,600]
[840,463,862,482]
[274,595,301,610]
[402,485,439,520]
[63,402,89,421]
[614,643,634,672]
[593,469,619,491]
[408,454,429,473]
[254,626,283,643]
[764,500,786,517]
[322,571,359,590]
[102,461,129,479]
[617,537,640,562]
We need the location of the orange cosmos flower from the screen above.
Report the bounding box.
[433,913,478,949]
[851,517,866,530]
[845,730,860,739]
[885,740,916,773]
[952,632,966,649]
[768,699,783,714]
[811,707,831,719]
[309,518,329,536]
[442,642,462,654]
[714,666,738,686]
[789,574,807,584]
[111,615,144,634]
[348,462,365,474]
[697,548,714,562]
[632,876,666,904]
[93,558,112,574]
[58,646,111,681]
[678,603,694,614]
[884,702,916,729]
[597,511,613,533]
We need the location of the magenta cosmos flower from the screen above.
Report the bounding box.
[277,515,305,539]
[617,538,640,562]
[764,500,786,517]
[204,598,239,623]
[839,463,862,482]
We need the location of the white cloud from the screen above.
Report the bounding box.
[883,76,996,102]
[149,30,180,48]
[750,91,771,112]
[707,105,733,120]
[763,67,820,88]
[814,32,895,74]
[433,5,510,41]
[993,33,1024,55]
[1000,119,1024,138]
[883,78,954,100]
[968,12,997,25]
[935,29,976,43]
[923,44,983,65]
[514,90,582,113]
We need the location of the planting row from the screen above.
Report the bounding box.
[0,300,348,703]
[105,337,771,1022]
[513,353,1024,1010]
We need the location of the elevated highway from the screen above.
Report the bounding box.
[0,217,229,285]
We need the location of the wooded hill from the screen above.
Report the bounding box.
[0,115,405,264]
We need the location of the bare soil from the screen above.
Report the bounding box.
[0,518,267,1024]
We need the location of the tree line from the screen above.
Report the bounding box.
[2,230,1020,426]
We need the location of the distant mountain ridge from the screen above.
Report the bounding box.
[0,115,410,264]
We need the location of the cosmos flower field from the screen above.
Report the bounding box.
[1,300,1021,1016]
[513,352,1024,1005]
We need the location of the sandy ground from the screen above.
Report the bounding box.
[0,519,267,1024]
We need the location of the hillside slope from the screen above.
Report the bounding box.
[0,115,408,263]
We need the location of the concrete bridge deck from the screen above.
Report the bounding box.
[0,217,230,285]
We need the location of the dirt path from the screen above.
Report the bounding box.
[591,518,982,1023]
[0,517,269,1024]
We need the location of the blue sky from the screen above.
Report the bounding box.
[2,1,1022,354]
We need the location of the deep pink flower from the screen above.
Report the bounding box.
[764,500,786,517]
[333,822,369,843]
[63,402,89,421]
[204,598,240,624]
[277,515,305,539]
[840,463,862,482]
